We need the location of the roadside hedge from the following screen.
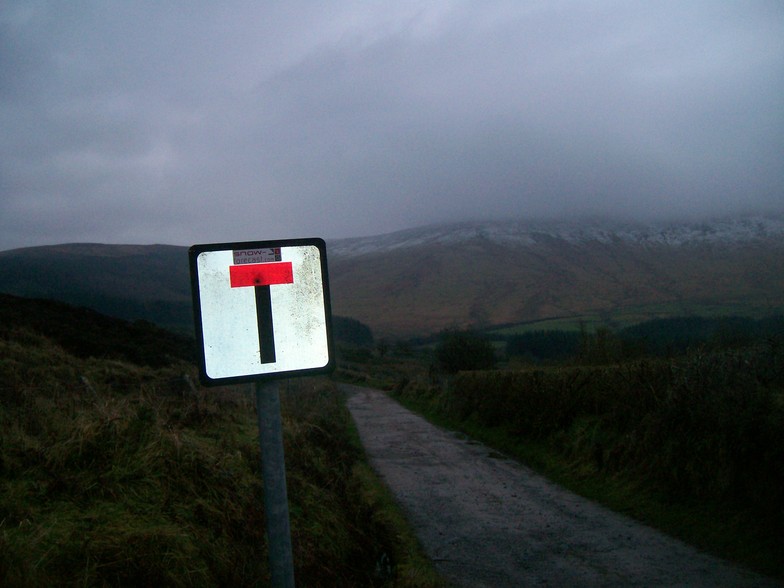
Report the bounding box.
[446,344,784,525]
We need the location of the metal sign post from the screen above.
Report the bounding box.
[256,380,294,588]
[189,238,335,587]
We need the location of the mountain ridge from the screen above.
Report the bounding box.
[1,215,783,337]
[328,214,784,257]
[327,215,784,336]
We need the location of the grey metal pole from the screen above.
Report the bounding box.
[255,380,295,588]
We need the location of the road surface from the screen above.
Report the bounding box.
[342,384,779,587]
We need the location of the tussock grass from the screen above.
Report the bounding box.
[1,326,439,586]
[0,330,264,586]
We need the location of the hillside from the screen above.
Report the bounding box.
[1,216,783,337]
[328,216,784,336]
[0,292,195,366]
[0,243,192,332]
[0,295,439,586]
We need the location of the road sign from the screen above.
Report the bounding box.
[189,238,335,385]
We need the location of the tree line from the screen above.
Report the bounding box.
[504,315,784,365]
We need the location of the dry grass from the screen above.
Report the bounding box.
[0,326,440,586]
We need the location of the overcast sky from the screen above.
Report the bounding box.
[1,1,782,251]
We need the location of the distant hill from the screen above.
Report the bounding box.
[0,243,193,333]
[1,215,783,338]
[0,292,195,367]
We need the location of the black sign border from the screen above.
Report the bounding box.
[189,237,336,386]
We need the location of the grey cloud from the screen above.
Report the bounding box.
[1,1,782,250]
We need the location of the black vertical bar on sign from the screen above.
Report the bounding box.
[255,285,276,364]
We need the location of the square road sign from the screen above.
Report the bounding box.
[189,238,335,385]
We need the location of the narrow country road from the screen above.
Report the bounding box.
[341,384,780,588]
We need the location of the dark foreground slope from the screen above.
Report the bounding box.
[0,296,440,586]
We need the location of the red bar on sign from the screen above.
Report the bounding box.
[229,262,294,288]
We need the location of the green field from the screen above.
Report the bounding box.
[485,302,784,336]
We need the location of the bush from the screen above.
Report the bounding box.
[506,330,581,362]
[434,330,496,374]
[333,316,374,348]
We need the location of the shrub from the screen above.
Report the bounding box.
[434,330,496,374]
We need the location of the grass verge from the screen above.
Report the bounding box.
[392,368,784,581]
[0,322,443,586]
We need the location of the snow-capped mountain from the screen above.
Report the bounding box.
[329,215,784,258]
[328,215,784,336]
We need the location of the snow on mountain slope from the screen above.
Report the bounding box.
[326,214,784,335]
[329,215,784,258]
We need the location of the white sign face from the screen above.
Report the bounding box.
[189,238,335,385]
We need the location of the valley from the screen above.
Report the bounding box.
[1,215,782,339]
